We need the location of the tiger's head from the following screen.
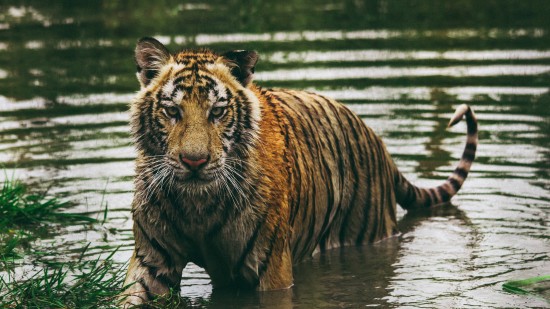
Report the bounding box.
[131,37,261,196]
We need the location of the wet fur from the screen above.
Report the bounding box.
[121,38,478,306]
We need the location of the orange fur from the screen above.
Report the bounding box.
[120,38,478,306]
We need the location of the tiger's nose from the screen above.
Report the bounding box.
[179,153,208,170]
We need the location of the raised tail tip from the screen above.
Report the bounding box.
[448,104,473,128]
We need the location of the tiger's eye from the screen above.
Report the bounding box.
[164,106,180,118]
[211,106,226,119]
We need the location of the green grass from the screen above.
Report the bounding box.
[0,175,129,308]
[0,177,95,228]
[0,249,128,309]
[0,252,191,308]
[0,175,96,267]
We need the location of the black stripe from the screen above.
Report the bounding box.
[360,135,381,245]
[437,186,451,202]
[135,220,173,268]
[425,187,435,206]
[172,74,192,86]
[315,96,347,250]
[265,92,295,228]
[414,186,424,207]
[338,110,361,245]
[232,96,244,143]
[134,251,149,266]
[146,98,165,151]
[237,90,254,131]
[448,178,461,192]
[343,111,367,166]
[191,62,200,78]
[146,265,179,288]
[386,161,398,231]
[404,178,416,205]
[153,116,166,137]
[462,150,475,162]
[428,188,438,205]
[174,84,193,94]
[455,167,468,179]
[371,138,385,242]
[258,216,283,278]
[233,210,269,275]
[277,104,303,228]
[467,119,477,134]
[198,73,216,86]
[136,112,148,149]
[318,96,346,189]
[142,98,158,152]
[309,97,339,245]
[138,278,154,300]
[422,188,431,208]
[341,110,372,244]
[335,109,371,245]
[465,142,477,153]
[222,132,233,140]
[296,117,318,258]
[223,104,237,134]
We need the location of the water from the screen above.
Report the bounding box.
[1,1,549,307]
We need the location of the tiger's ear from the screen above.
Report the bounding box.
[135,37,171,87]
[221,50,259,87]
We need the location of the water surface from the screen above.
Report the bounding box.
[1,1,549,308]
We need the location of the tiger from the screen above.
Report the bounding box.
[121,37,478,306]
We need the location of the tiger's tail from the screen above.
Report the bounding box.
[395,104,478,210]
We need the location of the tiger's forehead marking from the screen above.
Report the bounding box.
[159,57,228,108]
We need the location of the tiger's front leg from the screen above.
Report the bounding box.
[120,219,185,307]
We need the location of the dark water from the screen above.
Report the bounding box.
[1,1,549,308]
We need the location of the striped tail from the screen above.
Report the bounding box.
[395,104,478,210]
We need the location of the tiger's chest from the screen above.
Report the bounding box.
[182,227,260,288]
[157,197,263,287]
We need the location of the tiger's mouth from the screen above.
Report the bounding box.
[173,168,215,182]
[170,164,222,185]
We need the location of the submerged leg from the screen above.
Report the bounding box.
[120,220,185,307]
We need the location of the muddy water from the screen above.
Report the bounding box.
[1,1,549,308]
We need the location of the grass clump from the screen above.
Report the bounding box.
[0,174,130,308]
[0,249,128,309]
[0,176,96,263]
[0,177,94,228]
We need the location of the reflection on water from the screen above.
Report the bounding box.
[255,65,550,81]
[0,1,549,307]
